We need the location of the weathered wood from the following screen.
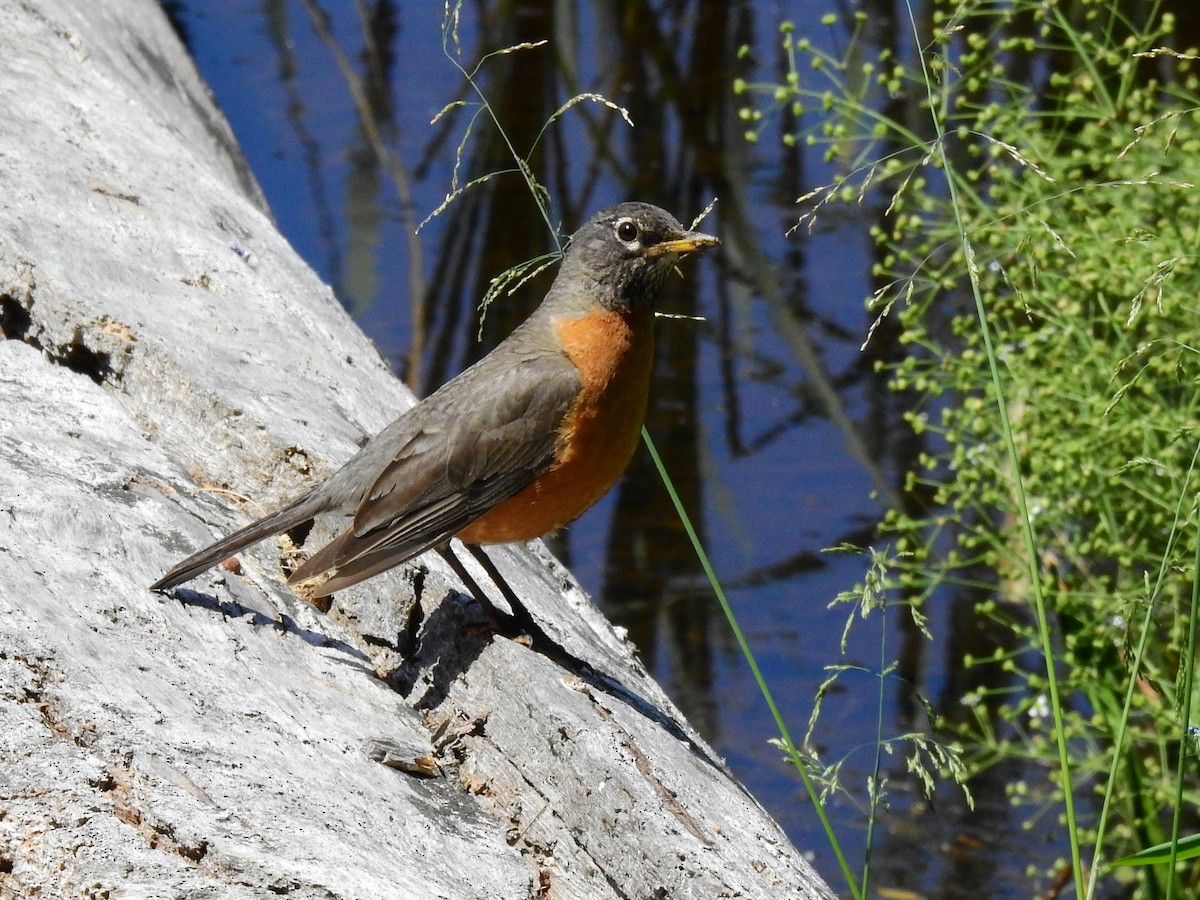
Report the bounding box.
[0,1,835,897]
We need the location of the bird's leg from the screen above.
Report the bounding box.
[436,543,692,745]
[464,544,580,663]
[438,542,553,649]
[435,544,514,633]
[441,543,584,672]
[463,544,531,624]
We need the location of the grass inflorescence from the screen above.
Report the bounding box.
[741,1,1200,896]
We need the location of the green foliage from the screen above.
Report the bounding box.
[884,13,1200,866]
[743,0,1200,894]
[1113,831,1200,867]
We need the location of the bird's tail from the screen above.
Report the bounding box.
[149,490,329,592]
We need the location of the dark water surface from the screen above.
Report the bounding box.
[168,2,1053,896]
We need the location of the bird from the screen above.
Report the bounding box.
[150,201,719,601]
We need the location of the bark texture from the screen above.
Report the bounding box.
[0,2,835,898]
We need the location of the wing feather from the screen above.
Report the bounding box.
[288,351,580,590]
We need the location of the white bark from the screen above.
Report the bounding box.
[0,2,835,897]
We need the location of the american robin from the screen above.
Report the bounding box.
[150,201,718,599]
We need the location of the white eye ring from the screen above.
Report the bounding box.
[615,218,640,245]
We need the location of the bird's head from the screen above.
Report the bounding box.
[559,201,719,312]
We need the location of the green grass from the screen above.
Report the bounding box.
[740,0,1200,895]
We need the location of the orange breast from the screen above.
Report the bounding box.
[456,305,655,545]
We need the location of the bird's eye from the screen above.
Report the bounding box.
[615,219,640,243]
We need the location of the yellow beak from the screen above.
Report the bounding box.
[645,230,720,258]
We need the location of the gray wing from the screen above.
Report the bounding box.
[288,351,581,594]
